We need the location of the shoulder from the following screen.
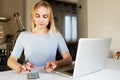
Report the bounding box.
[17,31,31,39]
[52,32,65,42]
[50,32,63,39]
[56,32,64,39]
[19,31,30,36]
[52,32,62,37]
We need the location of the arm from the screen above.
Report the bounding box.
[45,51,72,72]
[55,33,72,67]
[55,51,72,67]
[7,32,34,73]
[7,55,35,73]
[45,33,72,72]
[7,55,26,73]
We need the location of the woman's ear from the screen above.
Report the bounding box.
[32,19,36,27]
[47,22,50,29]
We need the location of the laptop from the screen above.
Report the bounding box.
[53,38,112,78]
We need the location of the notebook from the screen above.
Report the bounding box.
[53,38,112,78]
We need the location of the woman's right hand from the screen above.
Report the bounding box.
[24,62,36,72]
[15,64,27,73]
[15,63,36,73]
[7,56,36,73]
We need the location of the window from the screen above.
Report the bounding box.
[64,14,77,42]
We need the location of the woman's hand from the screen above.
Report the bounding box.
[15,64,27,73]
[24,62,36,72]
[44,62,57,72]
[16,63,36,73]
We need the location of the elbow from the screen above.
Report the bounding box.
[69,56,72,65]
[66,55,72,65]
[7,56,18,69]
[7,57,11,68]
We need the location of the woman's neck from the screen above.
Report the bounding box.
[32,27,48,36]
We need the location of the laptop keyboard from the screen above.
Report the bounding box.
[65,69,74,74]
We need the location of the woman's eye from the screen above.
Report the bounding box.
[35,14,40,18]
[43,15,48,18]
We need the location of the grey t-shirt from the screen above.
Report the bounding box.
[11,31,69,66]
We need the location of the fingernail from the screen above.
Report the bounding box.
[26,69,28,71]
[30,64,32,67]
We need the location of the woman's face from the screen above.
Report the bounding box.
[33,7,50,29]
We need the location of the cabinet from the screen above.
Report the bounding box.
[0,17,10,43]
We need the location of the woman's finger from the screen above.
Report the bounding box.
[45,62,57,72]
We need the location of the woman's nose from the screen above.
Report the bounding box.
[38,17,44,22]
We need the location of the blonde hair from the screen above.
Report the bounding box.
[31,0,58,34]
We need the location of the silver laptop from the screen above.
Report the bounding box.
[54,38,112,78]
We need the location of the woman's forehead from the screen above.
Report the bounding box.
[35,7,49,15]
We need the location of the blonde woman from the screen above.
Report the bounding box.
[7,0,72,73]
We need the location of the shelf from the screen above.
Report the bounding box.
[0,17,10,22]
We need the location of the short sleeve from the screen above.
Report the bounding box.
[57,33,69,54]
[11,32,24,58]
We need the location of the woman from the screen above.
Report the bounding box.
[7,0,72,73]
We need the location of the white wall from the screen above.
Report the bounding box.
[1,0,39,31]
[25,0,40,30]
[56,0,78,4]
[77,0,88,38]
[0,0,3,16]
[2,0,24,21]
[78,0,120,57]
[0,0,25,39]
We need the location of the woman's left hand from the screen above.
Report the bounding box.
[45,62,57,72]
[25,62,36,72]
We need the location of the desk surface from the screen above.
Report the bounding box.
[0,58,120,80]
